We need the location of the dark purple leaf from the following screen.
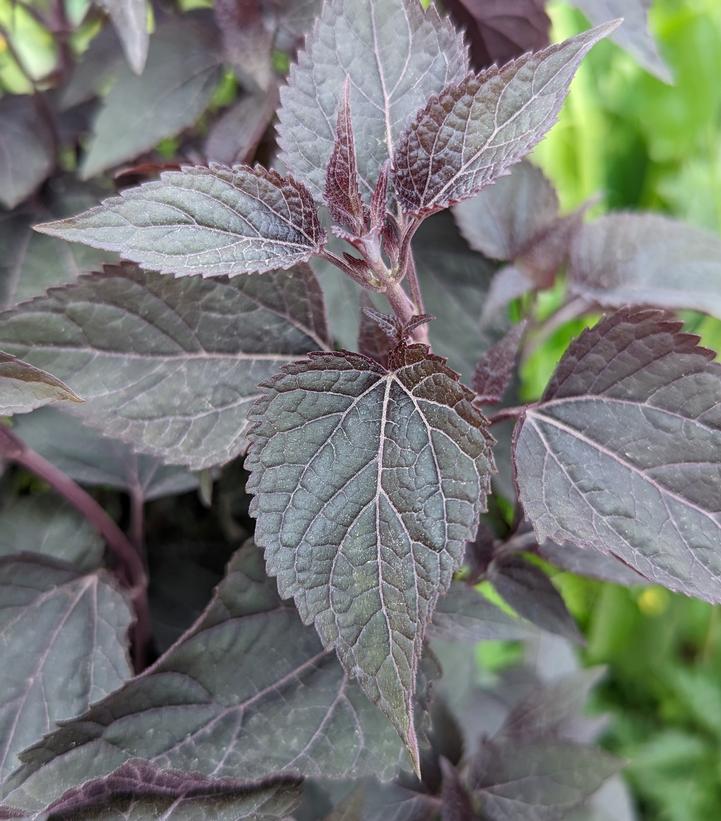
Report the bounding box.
[393,23,617,216]
[96,0,149,74]
[247,345,495,774]
[79,15,221,178]
[473,321,527,404]
[0,545,405,814]
[440,758,474,821]
[481,265,536,326]
[572,0,672,83]
[536,539,646,587]
[0,96,54,210]
[215,0,275,91]
[41,760,302,820]
[204,91,277,167]
[36,165,326,278]
[443,0,550,70]
[325,79,367,235]
[471,740,621,821]
[0,557,133,783]
[13,407,197,502]
[454,161,559,263]
[514,308,721,603]
[489,556,584,643]
[569,213,721,320]
[0,263,329,469]
[278,0,469,202]
[430,581,535,643]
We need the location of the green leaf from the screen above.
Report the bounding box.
[80,16,220,177]
[0,495,104,570]
[37,166,326,278]
[0,264,329,469]
[277,0,468,201]
[570,213,721,320]
[247,345,495,773]
[0,352,81,416]
[514,308,721,603]
[0,557,133,784]
[1,545,404,814]
[393,23,618,216]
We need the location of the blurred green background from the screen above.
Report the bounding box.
[532,2,721,819]
[3,0,721,817]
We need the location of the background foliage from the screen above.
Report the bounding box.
[1,0,721,818]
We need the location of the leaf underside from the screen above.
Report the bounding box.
[514,308,721,603]
[277,0,469,202]
[1,545,404,815]
[0,264,329,469]
[247,345,495,771]
[392,22,618,216]
[36,165,325,278]
[0,351,81,416]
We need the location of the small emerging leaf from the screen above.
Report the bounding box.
[393,22,619,216]
[247,345,495,773]
[0,352,81,416]
[36,165,326,278]
[515,309,721,603]
[473,321,526,404]
[278,0,469,201]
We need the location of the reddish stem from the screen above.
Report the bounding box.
[0,426,151,670]
[487,404,530,425]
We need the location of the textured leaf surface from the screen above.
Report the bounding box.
[0,557,133,784]
[393,23,617,215]
[13,408,197,500]
[572,0,671,83]
[473,322,526,405]
[80,16,220,177]
[429,581,534,643]
[0,352,81,416]
[0,495,104,570]
[0,264,328,469]
[569,213,721,320]
[247,345,495,770]
[443,0,550,70]
[1,545,404,813]
[514,309,721,603]
[37,165,325,278]
[490,556,584,643]
[96,0,149,74]
[0,96,54,210]
[40,761,302,820]
[277,0,468,201]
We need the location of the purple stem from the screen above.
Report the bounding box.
[0,426,151,670]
